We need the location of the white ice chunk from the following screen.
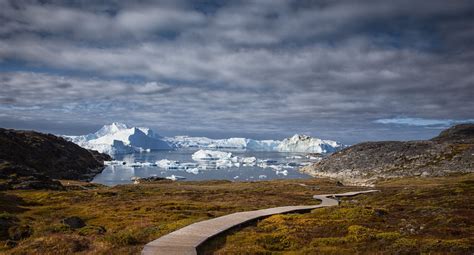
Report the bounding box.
[185,168,200,174]
[165,175,186,181]
[192,150,233,161]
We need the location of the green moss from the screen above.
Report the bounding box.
[256,233,296,251]
[106,229,140,246]
[41,224,72,234]
[310,237,348,246]
[375,231,402,241]
[390,238,419,253]
[77,225,106,236]
[346,225,377,242]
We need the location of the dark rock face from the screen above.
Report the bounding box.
[0,164,64,190]
[132,176,168,184]
[0,128,111,190]
[301,124,474,186]
[62,216,86,229]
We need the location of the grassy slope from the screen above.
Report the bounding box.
[0,179,358,254]
[204,174,474,254]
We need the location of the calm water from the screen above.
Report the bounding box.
[92,149,316,186]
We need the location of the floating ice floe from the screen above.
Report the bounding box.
[192,150,233,161]
[185,168,200,174]
[165,175,186,181]
[111,149,316,178]
[191,150,257,169]
[104,160,126,166]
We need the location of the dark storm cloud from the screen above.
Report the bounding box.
[0,0,473,143]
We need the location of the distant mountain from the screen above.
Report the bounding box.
[300,124,474,186]
[0,128,111,190]
[66,123,345,155]
[65,122,172,155]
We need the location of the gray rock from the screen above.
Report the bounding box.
[62,216,86,229]
[301,124,474,186]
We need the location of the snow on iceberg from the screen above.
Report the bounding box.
[65,122,171,155]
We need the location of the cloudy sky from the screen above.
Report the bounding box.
[1,0,473,144]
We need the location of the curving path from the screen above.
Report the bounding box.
[142,190,379,255]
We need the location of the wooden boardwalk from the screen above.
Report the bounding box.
[142,190,379,255]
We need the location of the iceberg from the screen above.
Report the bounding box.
[156,159,198,171]
[165,136,280,151]
[192,150,233,161]
[65,122,171,155]
[277,134,344,153]
[166,134,343,153]
[190,150,258,169]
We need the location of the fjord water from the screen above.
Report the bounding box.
[92,149,314,186]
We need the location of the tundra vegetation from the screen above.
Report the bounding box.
[1,174,473,254]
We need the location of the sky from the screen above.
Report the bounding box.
[0,0,473,144]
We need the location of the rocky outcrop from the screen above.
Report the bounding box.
[0,128,111,190]
[430,124,474,143]
[0,163,64,190]
[300,124,474,186]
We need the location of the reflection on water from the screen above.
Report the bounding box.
[92,149,318,186]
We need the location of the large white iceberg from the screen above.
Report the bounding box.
[277,134,344,153]
[191,149,233,161]
[65,122,171,155]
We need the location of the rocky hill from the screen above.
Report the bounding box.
[0,128,111,190]
[300,124,474,186]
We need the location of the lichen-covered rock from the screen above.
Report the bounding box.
[301,124,474,186]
